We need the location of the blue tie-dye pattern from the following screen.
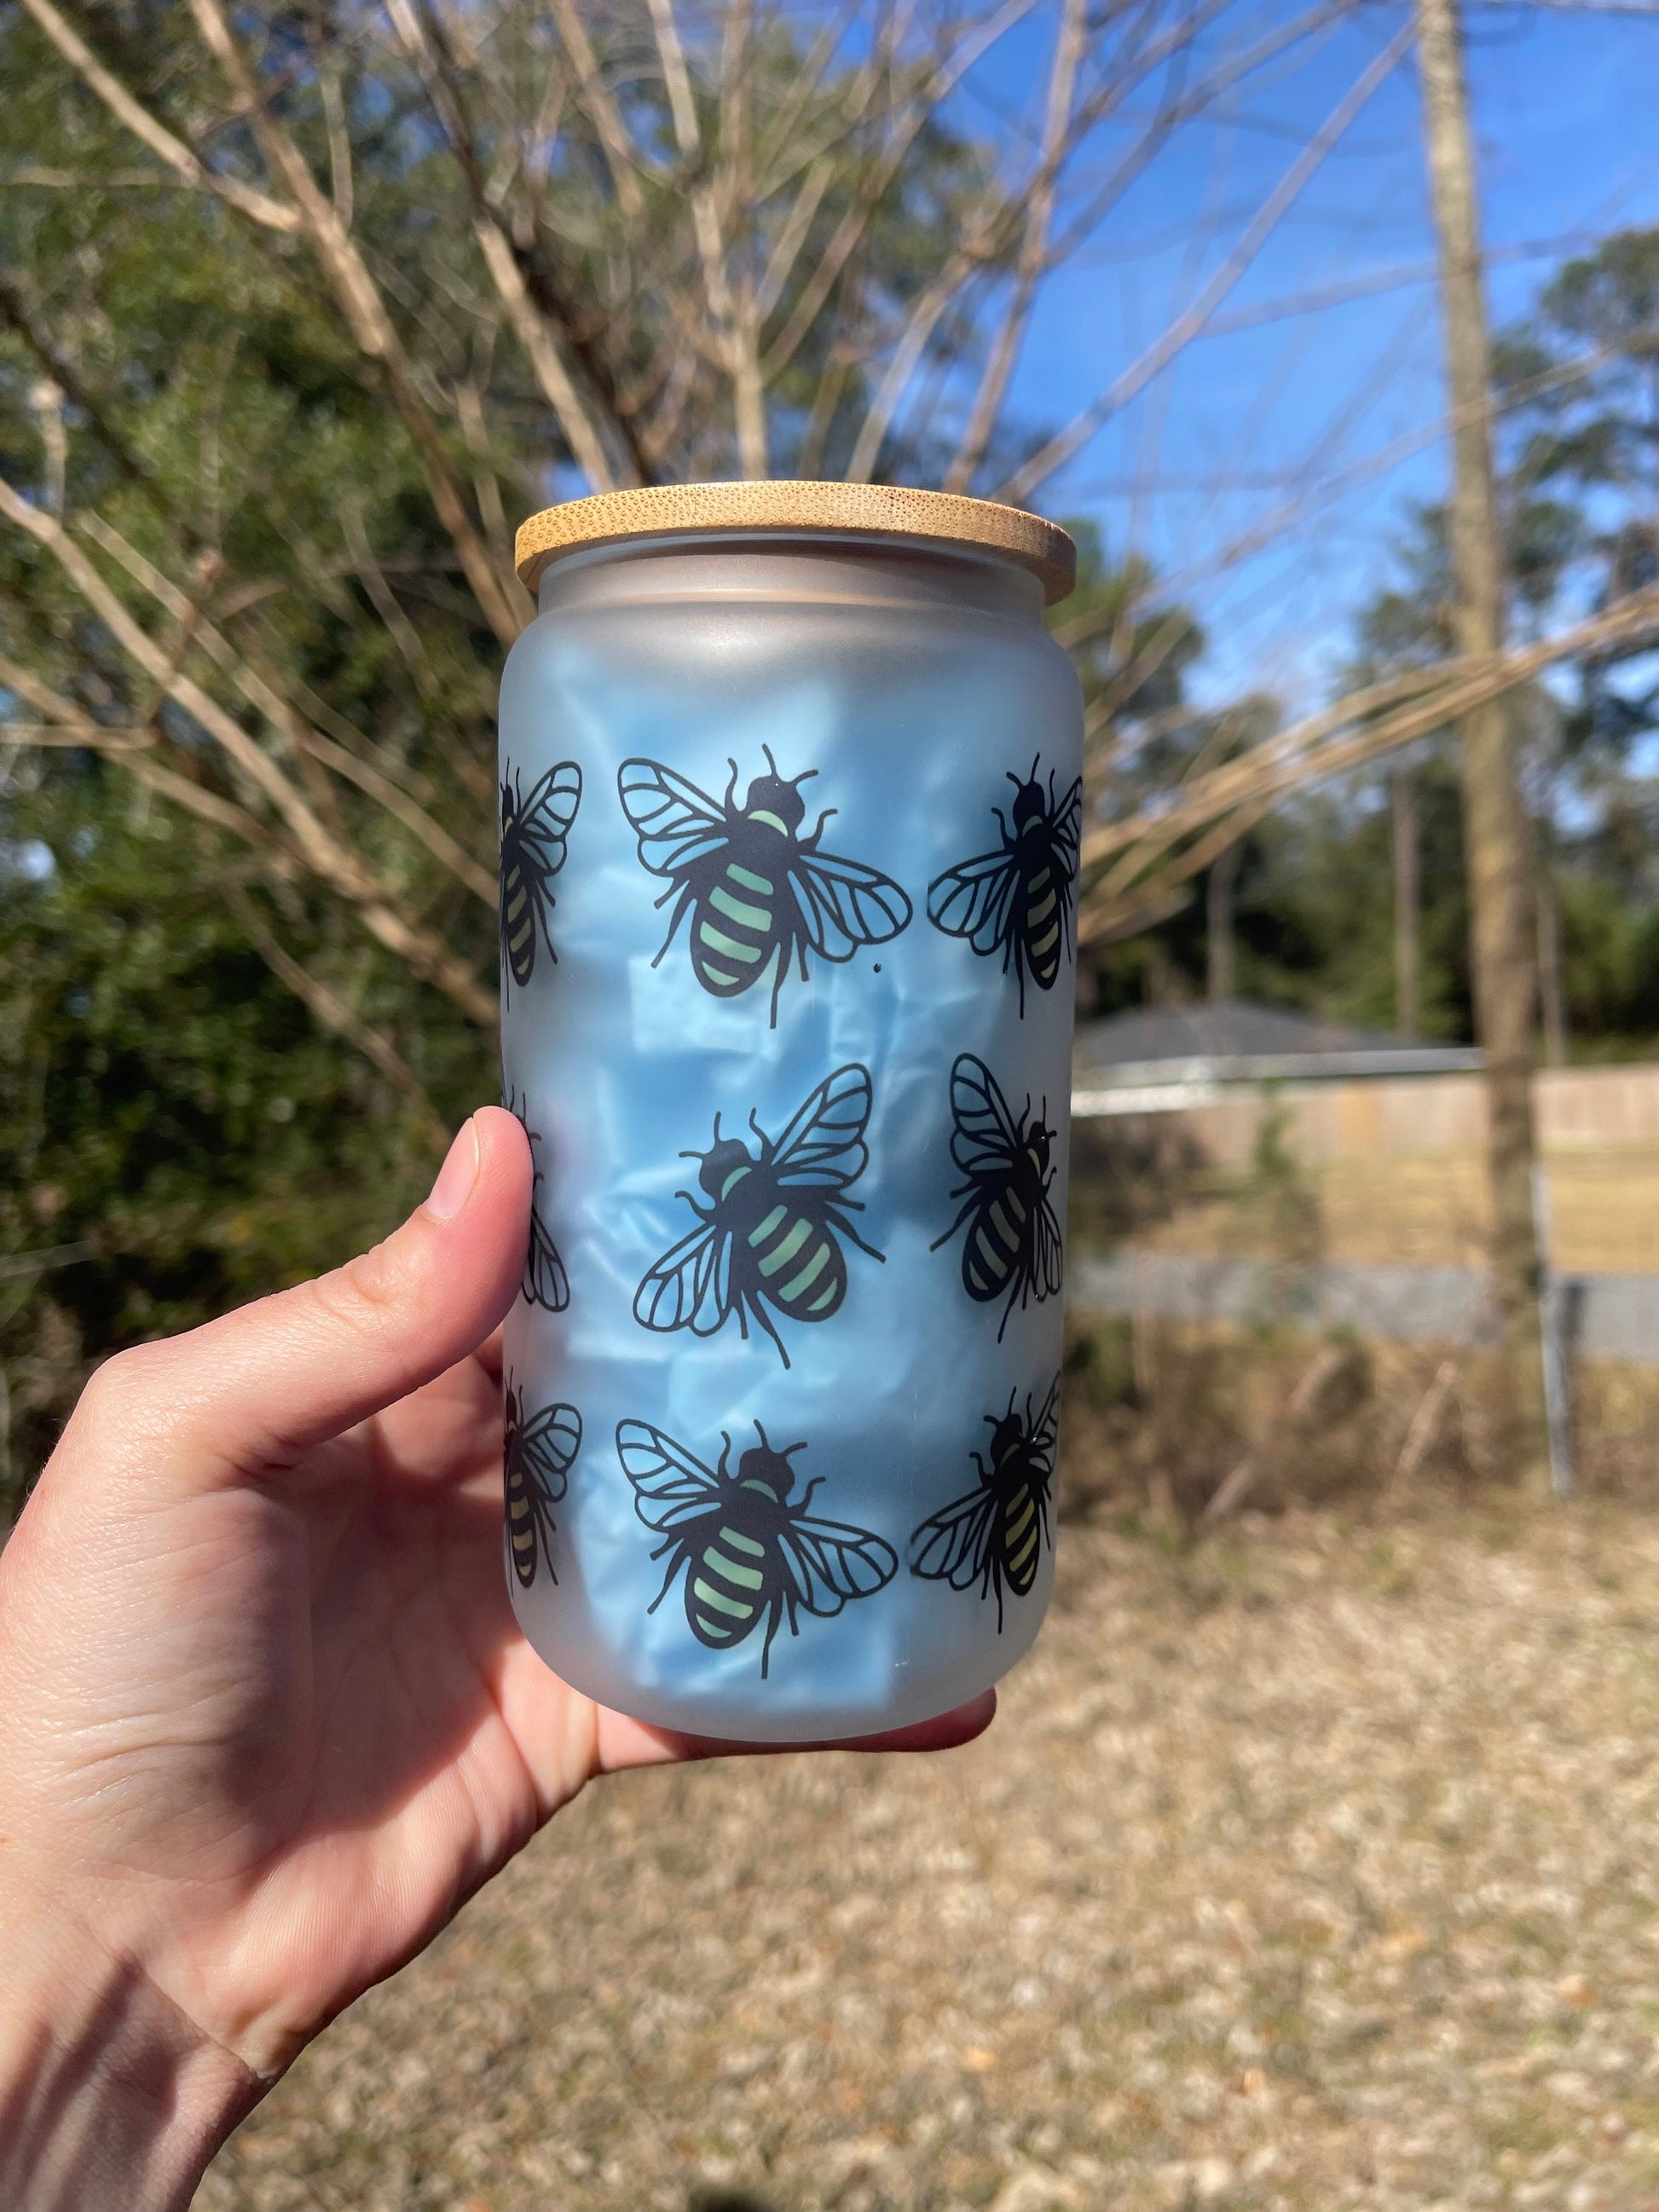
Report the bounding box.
[500,546,1083,1741]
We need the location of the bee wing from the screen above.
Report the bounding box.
[522,1400,581,1503]
[523,1200,569,1312]
[927,847,1021,954]
[633,1219,734,1337]
[519,759,583,862]
[771,1063,872,1188]
[948,1054,1021,1179]
[1034,1187,1066,1299]
[909,1486,998,1591]
[780,1516,899,1618]
[616,1419,721,1529]
[1054,777,1083,873]
[617,758,729,876]
[787,851,912,962]
[1031,1373,1061,1459]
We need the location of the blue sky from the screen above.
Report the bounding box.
[951,0,1659,710]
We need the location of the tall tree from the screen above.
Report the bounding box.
[1414,0,1547,1487]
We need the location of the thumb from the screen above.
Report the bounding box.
[72,1106,532,1488]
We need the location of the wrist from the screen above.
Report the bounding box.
[0,1886,261,2212]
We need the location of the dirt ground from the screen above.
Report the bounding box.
[199,1498,1659,2212]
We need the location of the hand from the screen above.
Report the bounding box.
[0,1107,991,2210]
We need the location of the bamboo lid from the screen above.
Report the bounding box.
[514,481,1077,604]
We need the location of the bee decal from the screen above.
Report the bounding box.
[505,1089,569,1312]
[927,757,1082,1015]
[617,748,911,1026]
[500,759,582,996]
[503,1379,581,1590]
[932,1053,1063,1341]
[634,1063,882,1368]
[617,1418,897,1676]
[910,1377,1059,1631]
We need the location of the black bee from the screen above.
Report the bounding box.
[633,1063,882,1369]
[500,759,582,995]
[505,1089,569,1312]
[616,1418,897,1677]
[618,748,911,1025]
[910,1377,1059,1631]
[503,1378,581,1590]
[931,1053,1063,1341]
[927,757,1082,1015]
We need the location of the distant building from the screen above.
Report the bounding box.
[1072,996,1483,1118]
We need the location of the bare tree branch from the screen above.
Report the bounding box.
[997,23,1414,505]
[0,475,497,1024]
[228,887,450,1149]
[16,0,302,234]
[943,0,1087,494]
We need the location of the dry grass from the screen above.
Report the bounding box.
[199,1490,1659,2212]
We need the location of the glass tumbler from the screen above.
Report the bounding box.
[498,482,1080,1741]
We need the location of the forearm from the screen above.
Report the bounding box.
[0,1901,260,2212]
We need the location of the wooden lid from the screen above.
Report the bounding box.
[514,481,1077,604]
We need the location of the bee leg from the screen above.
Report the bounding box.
[749,1294,790,1370]
[826,1206,884,1262]
[646,1546,684,1614]
[759,1600,781,1680]
[929,1195,980,1255]
[652,887,697,968]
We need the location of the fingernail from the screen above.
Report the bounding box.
[425,1117,480,1222]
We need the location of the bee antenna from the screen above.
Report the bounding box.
[793,766,818,788]
[761,743,777,776]
[1028,751,1040,781]
[753,1419,772,1448]
[1005,770,1021,791]
[677,1147,702,1163]
[783,1439,807,1458]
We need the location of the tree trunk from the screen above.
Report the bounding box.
[1207,840,1240,1002]
[1536,845,1567,1066]
[1390,755,1420,1037]
[1414,0,1548,1487]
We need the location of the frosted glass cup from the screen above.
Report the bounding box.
[498,483,1082,1742]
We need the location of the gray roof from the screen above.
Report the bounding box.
[1074,996,1482,1096]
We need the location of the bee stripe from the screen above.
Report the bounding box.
[693,1610,743,1642]
[758,1218,814,1277]
[693,1576,754,1620]
[806,1279,840,1314]
[721,1528,766,1558]
[729,865,773,895]
[710,884,772,931]
[778,1240,832,1302]
[1031,922,1061,959]
[989,1198,1022,1251]
[1027,886,1058,925]
[749,1204,789,1246]
[697,921,765,963]
[705,1546,765,1591]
